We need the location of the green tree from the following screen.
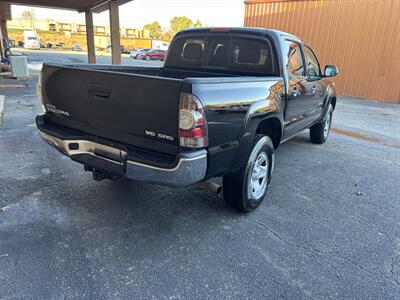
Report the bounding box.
[21,10,35,29]
[21,10,34,20]
[143,21,162,39]
[161,30,173,42]
[193,20,202,28]
[170,16,193,35]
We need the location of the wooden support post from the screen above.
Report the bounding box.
[0,20,8,39]
[85,10,96,64]
[109,0,121,65]
[0,20,4,59]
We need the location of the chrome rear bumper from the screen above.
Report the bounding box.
[39,131,207,187]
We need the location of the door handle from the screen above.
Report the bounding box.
[88,83,111,100]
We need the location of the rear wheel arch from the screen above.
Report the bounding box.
[256,117,282,149]
[229,113,282,174]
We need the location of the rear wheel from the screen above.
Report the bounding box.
[310,104,333,144]
[223,135,275,212]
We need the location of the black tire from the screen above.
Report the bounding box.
[310,104,333,144]
[223,135,275,212]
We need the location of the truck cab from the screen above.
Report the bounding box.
[24,30,40,50]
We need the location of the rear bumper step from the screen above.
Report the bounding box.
[39,130,207,187]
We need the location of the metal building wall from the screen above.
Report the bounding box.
[244,0,400,103]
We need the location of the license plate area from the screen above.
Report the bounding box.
[71,153,125,175]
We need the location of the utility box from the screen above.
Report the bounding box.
[10,55,29,78]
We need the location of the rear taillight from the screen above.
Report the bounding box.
[179,92,208,148]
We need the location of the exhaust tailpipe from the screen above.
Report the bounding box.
[199,181,222,194]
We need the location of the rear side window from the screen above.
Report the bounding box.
[230,38,274,73]
[166,35,277,75]
[285,41,304,77]
[169,38,205,67]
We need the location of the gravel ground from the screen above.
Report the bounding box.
[0,76,399,300]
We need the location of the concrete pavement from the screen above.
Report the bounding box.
[0,75,399,299]
[0,95,4,126]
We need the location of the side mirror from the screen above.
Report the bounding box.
[324,65,338,77]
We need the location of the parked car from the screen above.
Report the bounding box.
[130,48,142,58]
[36,27,338,212]
[54,42,65,49]
[130,48,151,59]
[138,49,167,61]
[121,47,130,54]
[71,44,82,51]
[107,45,129,54]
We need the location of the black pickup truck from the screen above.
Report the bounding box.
[36,28,338,212]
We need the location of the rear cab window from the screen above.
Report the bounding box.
[166,34,279,76]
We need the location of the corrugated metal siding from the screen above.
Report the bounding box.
[244,0,400,103]
[10,56,30,78]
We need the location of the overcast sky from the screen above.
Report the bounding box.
[11,0,245,29]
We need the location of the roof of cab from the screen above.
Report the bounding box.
[176,27,301,41]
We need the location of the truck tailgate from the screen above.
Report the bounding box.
[41,64,182,155]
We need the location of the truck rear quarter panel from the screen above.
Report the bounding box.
[191,78,285,177]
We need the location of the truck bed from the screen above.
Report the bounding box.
[39,63,253,157]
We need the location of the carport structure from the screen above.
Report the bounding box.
[0,0,133,64]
